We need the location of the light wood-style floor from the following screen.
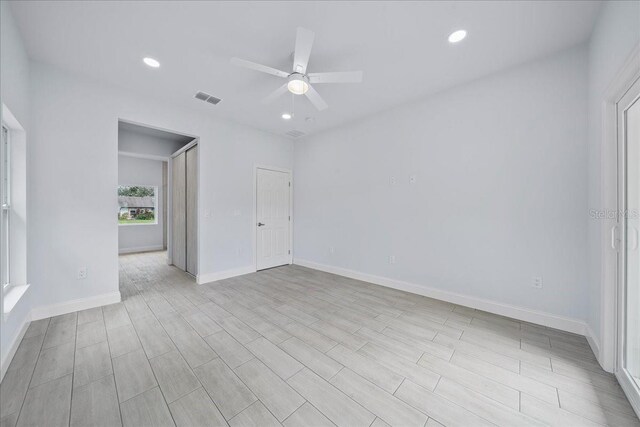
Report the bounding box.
[1,251,638,427]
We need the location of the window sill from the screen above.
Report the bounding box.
[3,284,30,320]
[118,223,158,227]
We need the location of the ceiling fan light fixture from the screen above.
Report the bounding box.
[287,74,309,95]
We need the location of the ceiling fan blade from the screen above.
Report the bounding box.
[231,57,289,79]
[305,85,328,111]
[262,84,289,104]
[293,27,315,74]
[308,71,363,84]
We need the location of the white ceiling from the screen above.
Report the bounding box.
[10,1,601,138]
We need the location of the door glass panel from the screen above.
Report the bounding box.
[625,94,640,386]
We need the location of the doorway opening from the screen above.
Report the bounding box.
[254,166,293,271]
[117,120,198,278]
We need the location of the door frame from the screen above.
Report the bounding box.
[253,165,293,272]
[615,75,640,417]
[600,44,640,375]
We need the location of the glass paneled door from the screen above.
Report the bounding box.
[618,76,640,414]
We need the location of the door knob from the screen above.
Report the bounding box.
[257,222,265,227]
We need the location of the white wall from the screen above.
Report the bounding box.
[0,1,32,377]
[294,46,589,326]
[28,61,293,314]
[586,0,640,366]
[118,155,164,253]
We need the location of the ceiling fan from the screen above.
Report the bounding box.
[231,27,363,111]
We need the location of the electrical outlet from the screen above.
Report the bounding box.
[78,267,88,280]
[532,276,543,289]
[409,174,417,184]
[389,255,396,264]
[329,246,335,254]
[389,176,397,185]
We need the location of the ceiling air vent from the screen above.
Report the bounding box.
[285,130,305,138]
[195,91,222,105]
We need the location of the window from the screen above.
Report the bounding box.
[1,125,10,295]
[118,185,157,225]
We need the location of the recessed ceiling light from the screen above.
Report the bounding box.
[448,30,467,44]
[143,57,160,68]
[282,113,292,120]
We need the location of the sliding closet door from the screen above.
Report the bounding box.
[186,146,198,275]
[172,151,186,270]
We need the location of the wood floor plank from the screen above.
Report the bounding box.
[102,303,132,331]
[245,337,303,380]
[520,393,602,427]
[287,368,376,427]
[448,351,558,404]
[433,332,520,372]
[330,368,428,426]
[217,316,261,344]
[557,389,640,427]
[77,307,104,326]
[235,358,305,421]
[120,387,174,427]
[73,341,113,388]
[193,358,257,420]
[70,375,122,427]
[229,401,281,427]
[112,349,158,403]
[326,344,404,393]
[130,315,176,359]
[16,374,72,427]
[394,379,494,427]
[149,350,201,403]
[76,320,108,350]
[42,318,76,350]
[158,314,217,368]
[169,388,228,427]
[307,320,367,351]
[435,378,545,427]
[204,330,254,369]
[183,311,223,337]
[418,352,520,409]
[278,337,343,380]
[521,362,635,415]
[281,323,337,353]
[283,402,334,427]
[106,324,142,358]
[30,342,75,388]
[358,343,440,391]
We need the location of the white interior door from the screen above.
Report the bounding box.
[256,168,291,271]
[617,76,640,416]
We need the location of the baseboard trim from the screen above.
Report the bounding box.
[30,291,122,321]
[197,266,256,285]
[118,245,165,255]
[0,317,30,382]
[294,259,587,336]
[585,323,606,370]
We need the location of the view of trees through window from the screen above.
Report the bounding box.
[118,185,157,224]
